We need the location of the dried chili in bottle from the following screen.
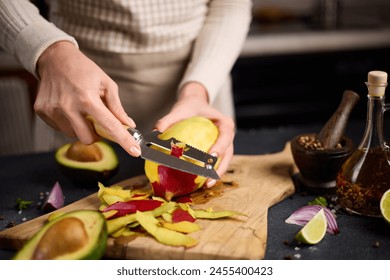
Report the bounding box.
[336,71,390,217]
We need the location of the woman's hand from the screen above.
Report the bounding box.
[35,41,141,156]
[155,82,235,188]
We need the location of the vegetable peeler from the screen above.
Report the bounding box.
[88,116,219,179]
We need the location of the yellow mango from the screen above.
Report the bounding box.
[144,117,219,201]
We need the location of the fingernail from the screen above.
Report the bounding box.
[206,179,217,188]
[129,146,141,157]
[127,117,136,127]
[210,152,218,158]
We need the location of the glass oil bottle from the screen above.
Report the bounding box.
[336,71,390,217]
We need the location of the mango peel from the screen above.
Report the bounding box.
[97,183,247,247]
[136,211,198,248]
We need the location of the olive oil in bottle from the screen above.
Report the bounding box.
[336,71,390,217]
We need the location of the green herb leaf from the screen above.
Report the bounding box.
[15,198,33,210]
[308,196,328,207]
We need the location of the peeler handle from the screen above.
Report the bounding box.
[88,115,141,144]
[127,127,143,144]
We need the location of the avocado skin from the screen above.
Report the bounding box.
[13,210,108,260]
[55,141,119,183]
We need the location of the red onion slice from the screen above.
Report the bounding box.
[285,205,340,235]
[42,181,64,212]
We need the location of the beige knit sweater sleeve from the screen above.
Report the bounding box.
[0,0,78,78]
[178,0,252,103]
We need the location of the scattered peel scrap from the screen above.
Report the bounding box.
[285,205,339,235]
[97,182,152,205]
[102,200,163,218]
[161,221,201,233]
[194,209,247,219]
[172,208,196,223]
[110,226,143,238]
[101,210,118,219]
[136,211,198,248]
[97,182,247,247]
[105,202,176,235]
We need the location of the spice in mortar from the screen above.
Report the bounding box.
[297,135,343,150]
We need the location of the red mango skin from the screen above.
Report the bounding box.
[151,144,199,201]
[174,196,193,204]
[102,199,163,218]
[172,208,196,223]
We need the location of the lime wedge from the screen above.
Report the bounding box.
[380,189,390,223]
[295,208,327,245]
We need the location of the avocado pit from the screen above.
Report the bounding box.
[32,217,88,260]
[66,141,103,162]
[55,140,119,183]
[14,210,108,260]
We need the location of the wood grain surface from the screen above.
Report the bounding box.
[0,143,296,260]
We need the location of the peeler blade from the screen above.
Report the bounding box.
[129,128,220,179]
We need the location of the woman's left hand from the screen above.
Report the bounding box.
[154,82,235,188]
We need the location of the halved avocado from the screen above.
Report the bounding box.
[13,210,107,260]
[55,140,119,183]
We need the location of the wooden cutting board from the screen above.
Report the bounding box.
[0,143,296,260]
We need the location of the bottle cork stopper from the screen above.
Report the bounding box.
[367,71,388,97]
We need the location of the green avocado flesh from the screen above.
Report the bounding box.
[55,141,119,182]
[13,210,108,260]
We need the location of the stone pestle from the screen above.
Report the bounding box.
[317,90,360,150]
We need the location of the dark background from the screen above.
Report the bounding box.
[232,47,390,130]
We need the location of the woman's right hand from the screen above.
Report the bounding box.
[35,41,141,157]
[155,82,235,188]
